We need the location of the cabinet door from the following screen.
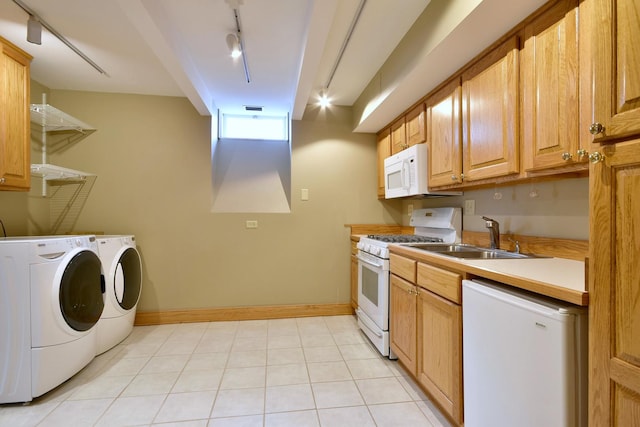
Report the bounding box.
[390,274,417,375]
[0,39,31,191]
[350,254,358,310]
[406,104,426,147]
[589,139,640,426]
[523,0,584,172]
[462,36,519,182]
[417,288,463,425]
[376,128,391,198]
[427,79,462,187]
[590,0,640,142]
[390,117,406,154]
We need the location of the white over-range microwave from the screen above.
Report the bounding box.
[383,143,461,198]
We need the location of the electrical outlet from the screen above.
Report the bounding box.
[246,220,258,229]
[301,188,309,201]
[408,204,414,216]
[464,199,475,215]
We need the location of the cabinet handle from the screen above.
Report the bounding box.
[561,152,573,161]
[577,149,588,159]
[451,175,457,181]
[589,152,605,163]
[589,122,604,135]
[0,177,5,184]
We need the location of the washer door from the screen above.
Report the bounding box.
[114,247,142,310]
[59,250,104,331]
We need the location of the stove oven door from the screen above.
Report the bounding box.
[356,251,389,332]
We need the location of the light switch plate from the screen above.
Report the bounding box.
[246,220,258,229]
[301,188,309,201]
[464,199,475,215]
[408,204,414,216]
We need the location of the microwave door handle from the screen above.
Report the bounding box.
[403,159,411,190]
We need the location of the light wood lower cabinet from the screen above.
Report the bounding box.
[390,274,417,375]
[350,241,358,310]
[417,287,463,425]
[389,254,463,425]
[589,138,640,426]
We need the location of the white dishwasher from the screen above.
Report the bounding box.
[462,279,587,427]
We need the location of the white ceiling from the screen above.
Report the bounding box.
[0,0,548,132]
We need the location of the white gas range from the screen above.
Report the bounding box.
[355,207,462,357]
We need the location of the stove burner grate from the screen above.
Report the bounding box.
[366,234,443,243]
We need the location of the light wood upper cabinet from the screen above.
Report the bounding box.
[427,79,462,187]
[390,274,418,376]
[589,138,640,426]
[406,104,426,147]
[0,37,31,191]
[461,36,519,182]
[590,0,640,142]
[522,0,586,172]
[390,117,406,154]
[391,104,426,155]
[376,128,391,198]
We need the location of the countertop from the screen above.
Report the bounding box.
[389,244,588,306]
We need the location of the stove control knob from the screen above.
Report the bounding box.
[372,246,381,255]
[380,248,389,258]
[356,241,364,250]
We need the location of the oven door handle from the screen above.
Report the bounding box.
[356,254,384,269]
[356,308,383,338]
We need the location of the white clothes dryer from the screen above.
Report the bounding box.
[0,235,103,404]
[95,235,142,355]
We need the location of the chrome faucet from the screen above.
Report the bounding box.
[482,216,500,249]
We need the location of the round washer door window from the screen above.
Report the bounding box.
[59,250,104,331]
[114,247,142,310]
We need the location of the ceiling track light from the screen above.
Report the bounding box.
[232,8,250,83]
[225,0,250,83]
[226,33,241,58]
[26,14,41,45]
[323,0,367,91]
[11,0,109,76]
[318,88,330,108]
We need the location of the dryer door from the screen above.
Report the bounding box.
[114,247,142,310]
[59,251,104,331]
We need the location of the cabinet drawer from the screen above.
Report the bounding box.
[390,254,416,283]
[417,263,461,304]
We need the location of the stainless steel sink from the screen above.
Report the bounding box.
[436,250,535,259]
[403,243,546,259]
[407,244,478,252]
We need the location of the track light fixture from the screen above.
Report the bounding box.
[26,14,41,45]
[226,33,241,59]
[318,88,331,108]
[225,0,250,83]
[11,0,109,76]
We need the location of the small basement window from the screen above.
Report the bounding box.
[219,113,289,141]
[211,112,292,213]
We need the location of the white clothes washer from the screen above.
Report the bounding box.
[95,235,142,355]
[0,235,103,404]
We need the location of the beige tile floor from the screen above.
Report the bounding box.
[0,316,452,427]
